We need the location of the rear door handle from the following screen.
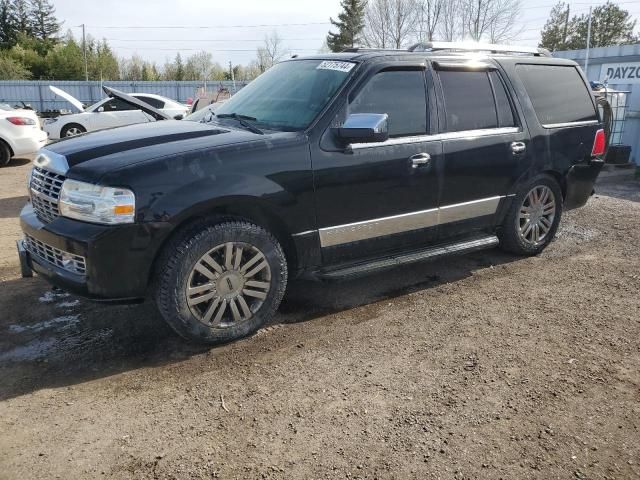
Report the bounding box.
[410,153,431,168]
[511,142,526,154]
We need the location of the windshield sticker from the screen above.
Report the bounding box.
[317,61,356,73]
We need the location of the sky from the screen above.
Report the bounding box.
[52,0,640,67]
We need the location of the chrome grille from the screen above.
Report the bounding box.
[30,167,65,223]
[24,234,86,276]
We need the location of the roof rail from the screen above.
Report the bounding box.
[342,47,404,53]
[408,41,552,57]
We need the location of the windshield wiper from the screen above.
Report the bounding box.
[216,113,264,135]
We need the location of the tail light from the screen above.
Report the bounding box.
[591,128,605,157]
[6,117,36,126]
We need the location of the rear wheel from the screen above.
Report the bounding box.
[499,175,563,255]
[61,123,86,137]
[155,221,288,344]
[0,140,11,166]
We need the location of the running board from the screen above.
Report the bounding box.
[317,235,499,280]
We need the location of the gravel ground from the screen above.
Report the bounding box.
[0,159,638,479]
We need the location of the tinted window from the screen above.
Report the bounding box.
[489,71,515,128]
[135,95,164,109]
[439,71,497,132]
[212,60,352,131]
[102,98,135,111]
[516,64,597,125]
[350,70,427,137]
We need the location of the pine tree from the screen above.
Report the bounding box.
[539,2,571,52]
[568,1,637,49]
[0,0,17,48]
[29,0,60,41]
[11,0,30,35]
[175,53,184,80]
[326,0,366,52]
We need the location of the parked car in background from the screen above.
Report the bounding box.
[43,86,188,139]
[0,105,47,166]
[18,44,605,344]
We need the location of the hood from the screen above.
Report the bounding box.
[103,86,172,121]
[45,120,267,179]
[50,85,85,112]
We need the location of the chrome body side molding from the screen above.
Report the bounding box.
[317,196,504,248]
[541,120,598,129]
[349,127,519,150]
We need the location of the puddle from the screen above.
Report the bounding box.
[0,338,57,362]
[0,327,114,363]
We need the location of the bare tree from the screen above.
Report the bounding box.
[437,0,462,41]
[256,31,288,73]
[462,0,523,42]
[363,0,419,49]
[414,0,444,42]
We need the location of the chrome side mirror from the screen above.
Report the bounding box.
[97,106,104,113]
[332,113,389,145]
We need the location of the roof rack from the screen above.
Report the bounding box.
[408,41,552,57]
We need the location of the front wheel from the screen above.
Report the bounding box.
[155,221,288,345]
[499,175,563,256]
[61,123,86,137]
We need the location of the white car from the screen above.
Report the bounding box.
[43,86,188,140]
[0,105,47,166]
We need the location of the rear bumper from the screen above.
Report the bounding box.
[565,159,605,210]
[10,130,48,156]
[19,203,173,301]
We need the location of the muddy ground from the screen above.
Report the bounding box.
[0,159,638,479]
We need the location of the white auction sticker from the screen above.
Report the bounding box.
[317,61,356,73]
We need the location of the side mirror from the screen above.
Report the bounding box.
[332,113,389,145]
[173,114,184,120]
[97,106,104,113]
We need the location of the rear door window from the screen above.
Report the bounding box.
[516,64,597,125]
[438,71,499,132]
[350,70,427,137]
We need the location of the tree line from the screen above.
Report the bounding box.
[327,0,638,52]
[0,0,280,81]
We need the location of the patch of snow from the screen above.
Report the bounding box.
[9,315,80,334]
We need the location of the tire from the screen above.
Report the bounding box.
[155,220,288,345]
[60,123,86,138]
[499,174,563,256]
[0,140,11,167]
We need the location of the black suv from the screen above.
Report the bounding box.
[18,43,605,344]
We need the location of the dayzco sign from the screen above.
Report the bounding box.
[600,62,640,84]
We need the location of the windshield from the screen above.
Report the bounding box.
[186,59,355,131]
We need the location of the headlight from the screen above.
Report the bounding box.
[44,117,59,124]
[59,179,135,224]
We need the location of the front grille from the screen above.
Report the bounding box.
[30,167,65,223]
[24,234,86,276]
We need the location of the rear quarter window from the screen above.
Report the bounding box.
[516,64,597,126]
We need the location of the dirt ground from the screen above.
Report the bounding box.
[0,159,638,480]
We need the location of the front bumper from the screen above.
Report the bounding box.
[19,203,173,301]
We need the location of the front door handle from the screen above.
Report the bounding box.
[410,153,431,168]
[511,142,526,154]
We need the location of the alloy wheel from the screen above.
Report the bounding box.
[186,242,271,328]
[65,127,83,137]
[517,185,556,246]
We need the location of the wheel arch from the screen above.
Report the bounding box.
[148,196,299,290]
